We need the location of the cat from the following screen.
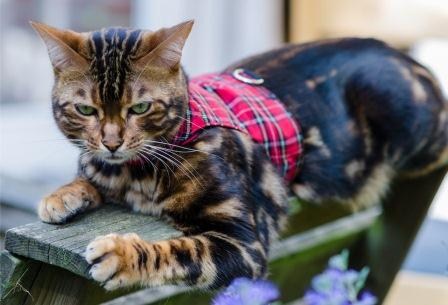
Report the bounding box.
[31,20,448,291]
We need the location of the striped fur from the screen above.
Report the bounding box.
[89,28,141,105]
[32,20,448,291]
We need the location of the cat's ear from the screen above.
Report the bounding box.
[136,20,194,71]
[30,21,89,72]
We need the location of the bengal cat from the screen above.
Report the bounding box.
[31,20,448,290]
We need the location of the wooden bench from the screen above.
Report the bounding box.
[1,167,446,305]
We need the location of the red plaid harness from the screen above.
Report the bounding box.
[173,73,303,182]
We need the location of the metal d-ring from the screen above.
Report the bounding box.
[232,68,264,85]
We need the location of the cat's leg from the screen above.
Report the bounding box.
[85,129,287,290]
[85,229,267,290]
[38,178,102,223]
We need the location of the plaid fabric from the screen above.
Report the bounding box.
[173,73,303,182]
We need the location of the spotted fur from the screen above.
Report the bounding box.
[32,20,447,291]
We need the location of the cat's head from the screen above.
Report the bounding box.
[31,20,193,164]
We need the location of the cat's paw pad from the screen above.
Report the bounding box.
[86,233,140,290]
[38,191,88,224]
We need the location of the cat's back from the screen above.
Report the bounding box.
[225,37,444,137]
[224,37,425,135]
[223,37,424,128]
[225,38,400,82]
[225,38,447,204]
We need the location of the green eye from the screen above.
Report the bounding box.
[130,102,151,115]
[75,104,96,116]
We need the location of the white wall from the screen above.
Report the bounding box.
[412,39,448,222]
[132,0,284,76]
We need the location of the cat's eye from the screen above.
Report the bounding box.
[129,102,151,115]
[75,104,97,116]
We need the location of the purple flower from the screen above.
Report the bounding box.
[304,250,377,305]
[354,292,377,305]
[212,277,280,305]
[305,289,349,305]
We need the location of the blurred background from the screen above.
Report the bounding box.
[0,1,447,304]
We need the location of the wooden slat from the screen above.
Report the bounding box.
[4,206,181,278]
[269,205,381,260]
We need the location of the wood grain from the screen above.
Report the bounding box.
[4,206,181,278]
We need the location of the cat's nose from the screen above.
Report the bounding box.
[101,139,123,153]
[101,122,124,153]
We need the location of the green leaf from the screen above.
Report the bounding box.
[328,249,349,271]
[354,267,370,294]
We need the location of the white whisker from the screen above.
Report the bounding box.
[143,139,223,160]
[135,151,158,174]
[139,148,174,188]
[142,145,203,188]
[174,114,204,130]
[143,144,204,186]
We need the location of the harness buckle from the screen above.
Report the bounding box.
[232,68,264,85]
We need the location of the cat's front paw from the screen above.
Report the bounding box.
[85,233,142,290]
[38,179,101,224]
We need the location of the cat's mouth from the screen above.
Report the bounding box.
[101,152,130,164]
[105,155,124,161]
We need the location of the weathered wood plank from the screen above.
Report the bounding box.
[1,253,143,305]
[22,264,87,305]
[5,206,181,278]
[270,205,381,260]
